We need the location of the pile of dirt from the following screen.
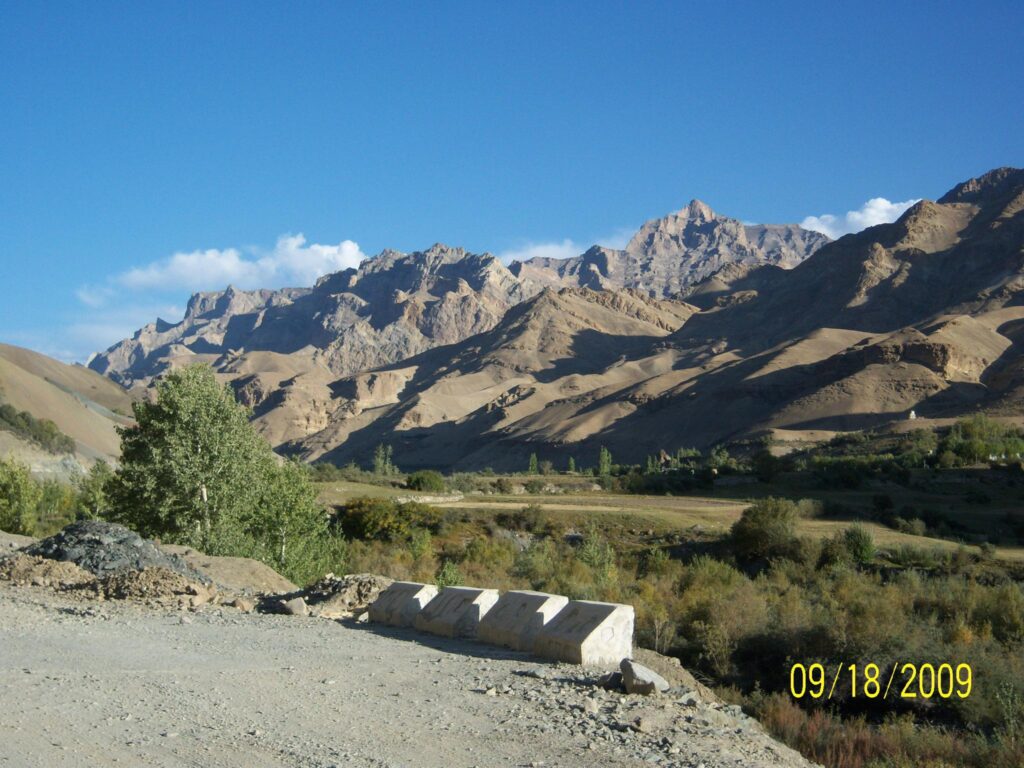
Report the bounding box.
[89,566,217,602]
[22,521,209,582]
[0,553,96,589]
[275,573,394,618]
[159,544,297,595]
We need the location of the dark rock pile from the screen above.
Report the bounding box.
[23,521,209,583]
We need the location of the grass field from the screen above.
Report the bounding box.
[316,478,1024,562]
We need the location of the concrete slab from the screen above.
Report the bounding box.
[413,586,499,639]
[533,600,634,667]
[367,582,438,628]
[477,591,569,652]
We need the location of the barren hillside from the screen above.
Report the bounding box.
[0,343,134,472]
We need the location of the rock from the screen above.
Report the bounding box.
[279,573,394,619]
[631,716,655,734]
[583,699,600,715]
[22,521,209,582]
[620,659,670,696]
[229,597,255,613]
[597,671,624,691]
[280,597,309,617]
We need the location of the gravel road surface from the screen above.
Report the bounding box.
[0,585,812,768]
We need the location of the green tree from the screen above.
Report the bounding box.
[0,456,41,535]
[406,469,445,492]
[567,457,576,473]
[528,453,539,474]
[252,459,326,568]
[843,524,876,565]
[76,460,113,519]
[106,365,314,558]
[34,478,76,536]
[598,446,612,476]
[373,444,396,475]
[730,497,799,561]
[538,459,554,475]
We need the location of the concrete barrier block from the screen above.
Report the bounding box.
[533,600,634,667]
[477,590,569,652]
[368,581,438,627]
[413,586,499,638]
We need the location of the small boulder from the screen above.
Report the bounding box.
[596,670,624,691]
[280,596,309,617]
[229,597,256,613]
[620,659,670,695]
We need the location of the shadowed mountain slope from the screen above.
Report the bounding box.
[79,169,1024,469]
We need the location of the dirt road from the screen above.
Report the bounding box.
[0,585,812,768]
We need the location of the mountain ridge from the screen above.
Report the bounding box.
[77,168,1024,469]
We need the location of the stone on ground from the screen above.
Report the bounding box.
[292,573,394,619]
[280,596,310,616]
[620,658,670,695]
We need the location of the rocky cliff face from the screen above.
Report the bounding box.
[509,200,830,297]
[89,244,536,387]
[280,167,1024,469]
[90,202,828,388]
[85,169,1024,469]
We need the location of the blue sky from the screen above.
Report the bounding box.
[1,1,1022,362]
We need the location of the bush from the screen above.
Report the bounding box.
[0,456,41,535]
[496,504,545,533]
[0,402,76,454]
[337,497,410,541]
[842,525,875,565]
[406,470,446,493]
[336,497,444,542]
[436,559,462,588]
[730,497,800,561]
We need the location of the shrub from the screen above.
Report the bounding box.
[406,470,445,493]
[337,497,409,541]
[730,497,800,561]
[524,479,545,494]
[842,525,875,565]
[0,401,76,454]
[496,504,545,533]
[436,559,462,588]
[0,457,41,535]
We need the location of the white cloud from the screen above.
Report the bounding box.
[62,233,365,362]
[594,227,634,250]
[498,238,581,264]
[496,227,636,264]
[75,285,115,308]
[115,234,366,293]
[4,302,185,364]
[801,197,920,239]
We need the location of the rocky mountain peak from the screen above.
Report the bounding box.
[680,199,717,221]
[937,167,1024,205]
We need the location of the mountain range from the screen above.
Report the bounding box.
[9,167,1022,472]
